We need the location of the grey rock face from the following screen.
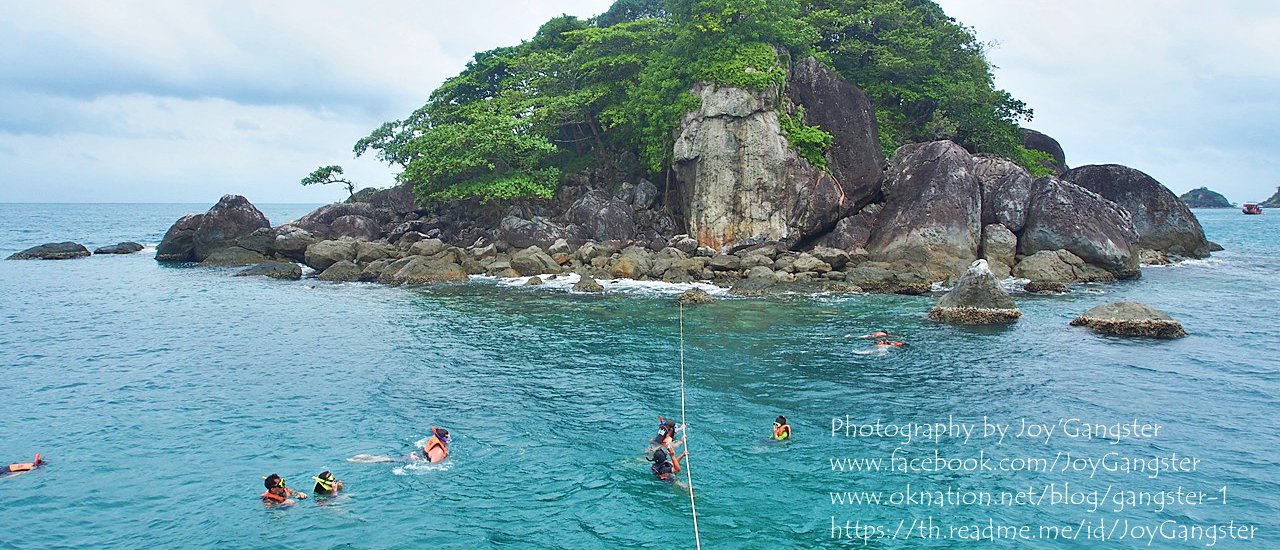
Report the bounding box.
[235,261,302,280]
[981,224,1017,279]
[1065,164,1210,258]
[1013,249,1115,283]
[499,215,575,250]
[304,239,358,271]
[974,155,1034,233]
[328,215,381,241]
[295,202,390,239]
[273,225,317,263]
[814,204,881,251]
[510,246,560,276]
[318,260,362,282]
[928,260,1020,324]
[93,242,144,255]
[1019,176,1140,279]
[572,275,604,293]
[7,241,91,260]
[199,246,267,266]
[563,189,636,243]
[1070,301,1186,338]
[867,141,981,280]
[155,213,204,261]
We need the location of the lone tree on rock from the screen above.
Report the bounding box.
[302,165,356,198]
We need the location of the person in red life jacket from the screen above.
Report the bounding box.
[772,416,793,441]
[423,427,450,463]
[648,447,687,482]
[2,454,45,476]
[875,339,905,347]
[312,471,342,497]
[260,473,307,505]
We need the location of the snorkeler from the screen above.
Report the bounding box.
[2,454,45,476]
[649,447,688,482]
[312,471,342,496]
[772,416,792,441]
[261,474,307,505]
[858,330,889,339]
[423,427,450,463]
[875,339,905,347]
[651,417,682,456]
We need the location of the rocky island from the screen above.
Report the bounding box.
[1179,187,1233,208]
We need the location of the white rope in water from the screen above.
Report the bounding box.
[679,302,703,550]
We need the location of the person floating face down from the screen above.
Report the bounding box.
[2,454,44,475]
[261,474,307,505]
[773,416,793,441]
[312,471,342,497]
[423,427,450,463]
[650,447,688,481]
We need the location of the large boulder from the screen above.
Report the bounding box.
[510,246,560,276]
[866,141,981,279]
[973,155,1035,233]
[499,215,576,250]
[1013,249,1114,283]
[294,202,391,239]
[273,225,318,263]
[928,260,1020,324]
[1021,128,1067,175]
[572,275,605,293]
[191,195,271,262]
[1065,164,1210,258]
[981,224,1017,279]
[328,215,382,241]
[384,256,468,285]
[155,213,204,261]
[366,182,418,215]
[200,246,267,266]
[7,241,91,260]
[1070,301,1186,339]
[563,190,636,243]
[94,242,144,255]
[786,56,885,213]
[234,228,277,256]
[304,239,358,271]
[814,204,881,251]
[674,80,872,250]
[1019,176,1140,279]
[318,260,362,282]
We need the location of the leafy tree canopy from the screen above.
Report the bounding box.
[352,0,1042,202]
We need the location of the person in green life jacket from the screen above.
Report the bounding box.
[772,416,792,441]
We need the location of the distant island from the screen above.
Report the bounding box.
[1261,187,1280,208]
[1179,187,1234,208]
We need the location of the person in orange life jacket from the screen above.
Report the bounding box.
[2,454,45,475]
[423,427,450,463]
[875,339,904,347]
[261,473,307,504]
[772,416,792,441]
[312,471,342,496]
[649,447,687,481]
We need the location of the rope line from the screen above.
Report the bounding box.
[679,302,703,550]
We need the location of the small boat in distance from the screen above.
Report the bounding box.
[1243,203,1263,215]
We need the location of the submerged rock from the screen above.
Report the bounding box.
[572,275,604,293]
[676,288,713,305]
[525,276,544,286]
[928,260,1020,324]
[94,242,144,255]
[7,242,91,260]
[1070,301,1186,339]
[235,261,302,280]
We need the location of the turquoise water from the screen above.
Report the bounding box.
[0,205,1276,548]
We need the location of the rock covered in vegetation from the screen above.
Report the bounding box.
[1019,176,1139,279]
[94,242,144,255]
[1261,187,1280,208]
[1178,187,1233,208]
[1066,164,1210,258]
[1020,128,1067,175]
[235,261,302,280]
[7,241,91,260]
[928,260,1020,324]
[867,141,981,279]
[1070,301,1186,339]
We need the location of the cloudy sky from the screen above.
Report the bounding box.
[1,1,1276,204]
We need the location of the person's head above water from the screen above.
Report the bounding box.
[775,416,788,427]
[651,448,669,465]
[313,471,338,493]
[264,474,284,490]
[432,427,450,444]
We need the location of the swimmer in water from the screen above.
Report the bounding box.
[2,454,45,476]
[857,330,889,339]
[648,447,687,482]
[312,471,342,497]
[772,416,792,441]
[260,473,307,505]
[423,427,449,463]
[650,417,682,456]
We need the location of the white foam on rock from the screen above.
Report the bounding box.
[471,273,729,297]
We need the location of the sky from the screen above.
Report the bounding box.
[1,1,1276,205]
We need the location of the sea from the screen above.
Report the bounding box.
[0,204,1276,548]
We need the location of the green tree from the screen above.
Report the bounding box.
[301,165,355,198]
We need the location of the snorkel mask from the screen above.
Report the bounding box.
[313,472,336,491]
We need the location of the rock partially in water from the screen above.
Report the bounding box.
[305,239,358,271]
[1019,176,1139,279]
[1070,301,1186,339]
[318,260,362,282]
[384,256,467,285]
[526,276,544,286]
[94,242,144,255]
[572,275,604,293]
[7,241,91,260]
[981,223,1017,279]
[511,246,560,276]
[155,213,204,261]
[191,195,271,261]
[1066,164,1210,258]
[676,288,713,305]
[1014,249,1115,283]
[928,260,1020,325]
[199,246,267,266]
[273,225,317,263]
[235,261,302,280]
[1024,281,1068,294]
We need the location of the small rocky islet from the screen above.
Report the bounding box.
[13,58,1210,336]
